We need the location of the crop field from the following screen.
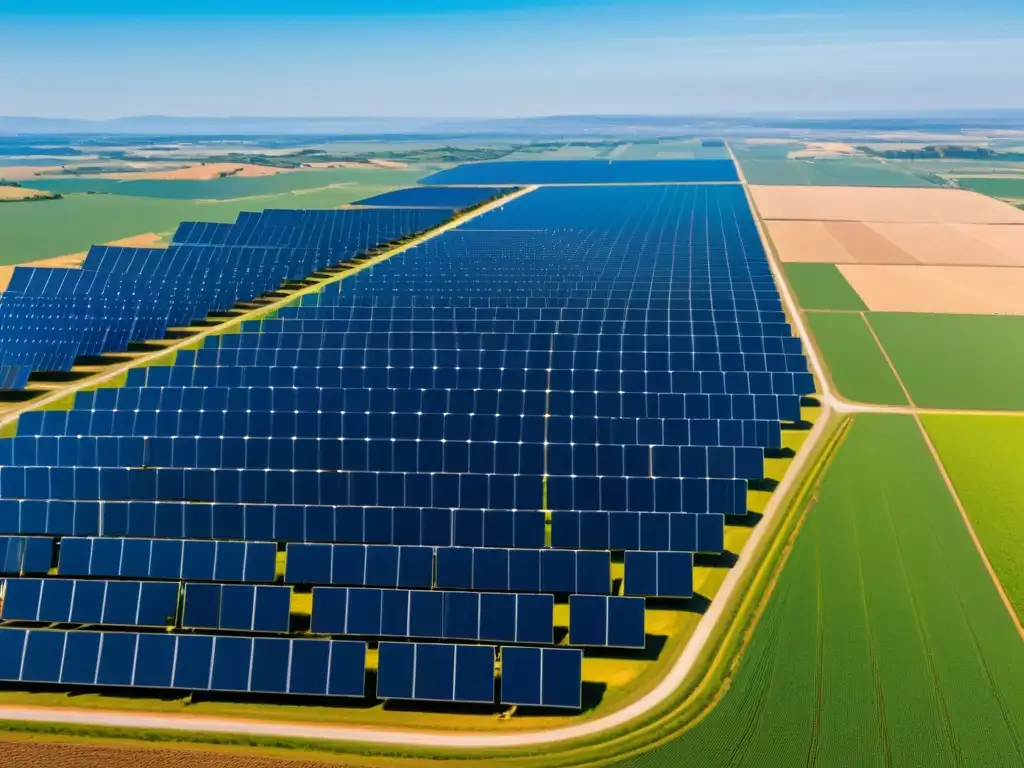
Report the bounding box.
[616,414,1024,767]
[737,156,935,187]
[955,176,1024,199]
[922,415,1024,621]
[0,181,417,265]
[805,312,907,405]
[17,168,424,201]
[868,313,1024,410]
[783,264,866,311]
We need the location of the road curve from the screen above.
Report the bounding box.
[0,165,840,751]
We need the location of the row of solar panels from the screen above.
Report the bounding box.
[124,364,815,397]
[352,186,515,209]
[273,304,790,325]
[0,435,766,481]
[249,318,794,340]
[214,329,803,355]
[59,392,784,449]
[1,536,697,599]
[0,578,641,649]
[0,628,580,708]
[71,385,804,424]
[181,349,807,378]
[0,466,748,515]
[0,501,725,551]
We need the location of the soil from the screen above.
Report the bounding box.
[838,264,1024,314]
[0,739,344,768]
[751,185,1024,224]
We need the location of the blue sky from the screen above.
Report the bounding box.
[3,1,1024,117]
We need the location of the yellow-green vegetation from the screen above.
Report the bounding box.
[922,414,1024,621]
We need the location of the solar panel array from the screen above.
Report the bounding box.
[421,159,740,185]
[0,207,449,390]
[0,173,810,713]
[353,187,516,209]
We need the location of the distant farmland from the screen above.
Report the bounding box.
[0,176,421,264]
[17,167,424,201]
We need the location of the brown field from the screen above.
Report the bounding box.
[0,185,52,201]
[0,233,165,292]
[0,739,342,768]
[767,219,1024,267]
[787,141,857,159]
[837,264,1024,314]
[750,184,1024,224]
[98,163,285,180]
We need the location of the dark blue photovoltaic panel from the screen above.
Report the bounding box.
[0,536,52,575]
[21,629,64,683]
[623,551,694,598]
[376,641,415,700]
[59,630,100,685]
[96,631,137,686]
[182,583,290,633]
[55,537,275,583]
[249,637,289,694]
[500,646,582,710]
[309,587,552,645]
[133,633,176,688]
[0,628,27,681]
[376,641,494,704]
[0,577,178,628]
[285,543,432,588]
[568,594,645,649]
[173,634,214,691]
[354,187,514,209]
[211,635,253,692]
[422,160,739,185]
[326,639,367,697]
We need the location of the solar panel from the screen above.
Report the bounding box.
[57,537,276,583]
[354,187,514,209]
[0,536,53,575]
[284,543,432,587]
[623,551,695,598]
[0,628,366,698]
[422,160,740,185]
[500,646,583,710]
[376,641,495,704]
[181,583,291,633]
[568,594,646,649]
[0,577,178,628]
[310,587,554,645]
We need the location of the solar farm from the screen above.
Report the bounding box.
[0,151,821,731]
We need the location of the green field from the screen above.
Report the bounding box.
[737,156,936,187]
[618,415,1024,767]
[869,313,1024,410]
[922,414,1024,621]
[805,312,908,405]
[955,176,1024,199]
[17,167,424,201]
[0,176,421,264]
[784,264,867,311]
